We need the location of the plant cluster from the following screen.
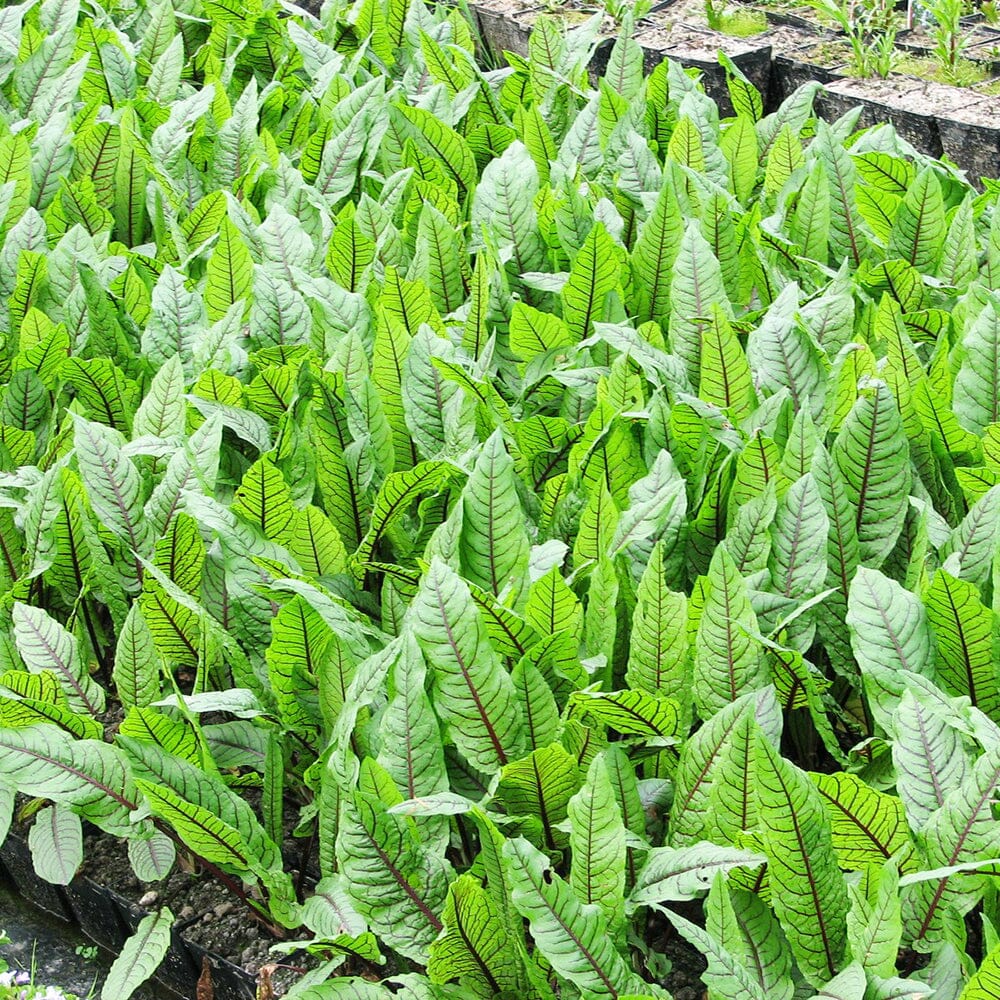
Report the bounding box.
[804,0,900,77]
[2,0,1000,998]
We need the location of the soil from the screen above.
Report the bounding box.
[786,36,852,68]
[522,4,623,38]
[765,22,828,49]
[644,905,709,1000]
[471,0,540,15]
[825,73,982,118]
[897,23,1000,53]
[635,21,769,55]
[659,934,708,1000]
[79,828,314,997]
[938,93,1000,124]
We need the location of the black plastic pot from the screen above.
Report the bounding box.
[763,8,834,31]
[588,5,675,79]
[772,50,845,100]
[62,879,132,952]
[937,98,1000,182]
[186,942,258,1000]
[815,78,945,156]
[471,0,542,59]
[0,835,73,923]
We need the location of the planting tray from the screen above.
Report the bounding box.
[0,835,257,1000]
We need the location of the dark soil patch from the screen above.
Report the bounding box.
[659,932,708,1000]
[79,831,312,996]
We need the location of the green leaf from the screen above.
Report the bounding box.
[62,357,136,433]
[266,596,328,739]
[412,203,466,316]
[497,743,581,850]
[427,874,526,998]
[561,222,620,343]
[204,217,253,322]
[355,460,454,567]
[891,687,972,831]
[832,380,911,567]
[73,415,151,562]
[337,785,449,962]
[28,804,82,885]
[705,875,795,1000]
[460,431,530,603]
[630,179,683,327]
[630,842,765,906]
[764,124,803,197]
[570,689,683,739]
[747,284,826,420]
[664,906,770,1000]
[955,295,1000,435]
[961,941,1000,998]
[12,602,105,715]
[902,746,1000,950]
[924,569,1000,722]
[502,836,651,998]
[471,141,544,279]
[699,305,754,420]
[694,544,767,717]
[509,302,574,362]
[133,779,268,880]
[0,727,137,835]
[232,457,296,542]
[409,558,525,773]
[101,907,175,1000]
[940,485,1000,592]
[887,165,946,272]
[846,567,934,679]
[394,104,477,194]
[377,632,448,807]
[754,734,849,986]
[669,221,729,386]
[670,688,781,845]
[768,473,829,600]
[625,541,688,701]
[568,753,626,930]
[846,861,902,979]
[133,354,186,440]
[813,121,865,267]
[811,772,911,871]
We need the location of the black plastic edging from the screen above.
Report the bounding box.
[0,835,257,1000]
